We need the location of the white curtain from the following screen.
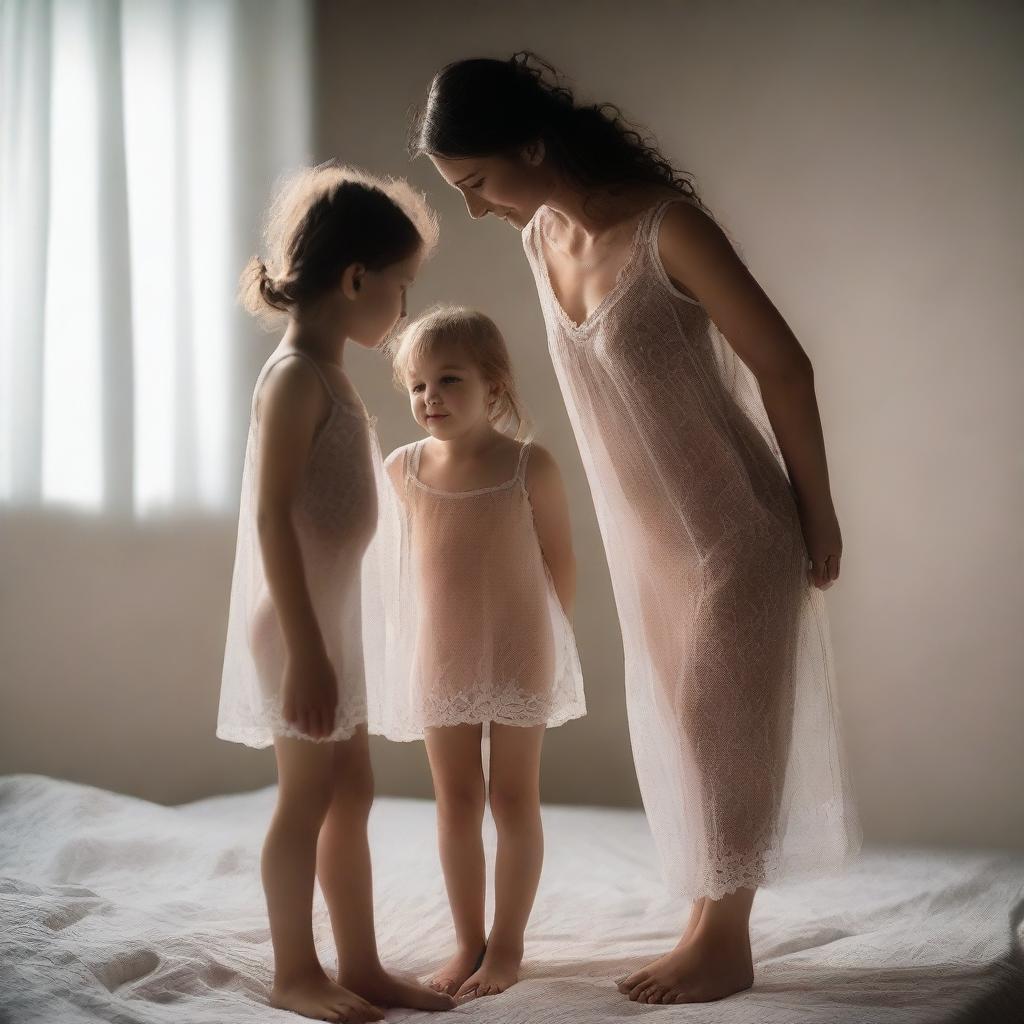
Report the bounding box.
[0,0,312,516]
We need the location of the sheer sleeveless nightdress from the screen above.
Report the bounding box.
[522,198,861,898]
[364,438,585,741]
[218,349,378,747]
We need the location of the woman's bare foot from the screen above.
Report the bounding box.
[455,943,522,1000]
[614,897,705,991]
[428,944,486,995]
[617,927,754,1004]
[340,964,456,1012]
[270,969,384,1022]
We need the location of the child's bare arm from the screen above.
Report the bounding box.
[524,444,577,620]
[255,360,337,737]
[384,449,405,496]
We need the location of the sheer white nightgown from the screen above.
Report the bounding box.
[218,348,379,747]
[364,438,586,741]
[522,197,861,899]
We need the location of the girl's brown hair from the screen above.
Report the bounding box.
[240,162,439,327]
[391,305,532,440]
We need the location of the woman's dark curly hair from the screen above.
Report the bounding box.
[409,51,705,209]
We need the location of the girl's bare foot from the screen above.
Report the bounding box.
[270,969,384,1022]
[455,943,522,1000]
[617,927,754,1004]
[340,964,456,1012]
[428,944,486,995]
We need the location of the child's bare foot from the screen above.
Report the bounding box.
[455,943,522,1000]
[428,944,486,995]
[616,928,753,1004]
[270,969,384,1022]
[340,964,456,1012]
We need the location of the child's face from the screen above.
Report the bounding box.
[348,247,423,349]
[405,341,499,438]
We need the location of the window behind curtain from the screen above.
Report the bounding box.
[0,0,312,516]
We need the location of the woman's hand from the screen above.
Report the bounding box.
[282,645,338,739]
[799,500,843,590]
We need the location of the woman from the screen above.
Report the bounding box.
[410,52,860,1006]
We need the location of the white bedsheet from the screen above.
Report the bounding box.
[1,775,1021,1024]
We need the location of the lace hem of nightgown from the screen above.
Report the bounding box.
[691,798,861,900]
[381,681,586,741]
[215,693,367,749]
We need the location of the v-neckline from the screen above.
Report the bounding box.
[530,203,656,333]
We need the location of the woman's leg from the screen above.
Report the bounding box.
[316,726,455,1012]
[456,722,545,999]
[422,724,488,994]
[619,537,797,1004]
[264,735,383,1022]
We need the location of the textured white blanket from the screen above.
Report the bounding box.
[1,775,1021,1023]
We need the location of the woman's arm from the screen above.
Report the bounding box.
[255,360,338,736]
[524,444,577,618]
[657,201,841,589]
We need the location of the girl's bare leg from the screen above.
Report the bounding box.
[316,726,455,1012]
[423,724,488,995]
[264,735,383,1023]
[618,887,755,1004]
[456,723,545,1000]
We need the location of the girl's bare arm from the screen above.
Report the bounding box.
[525,444,577,618]
[255,360,337,736]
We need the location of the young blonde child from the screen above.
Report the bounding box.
[367,306,586,1000]
[217,164,454,1022]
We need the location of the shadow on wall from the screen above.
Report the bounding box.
[0,508,271,804]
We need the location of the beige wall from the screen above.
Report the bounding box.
[2,1,1022,850]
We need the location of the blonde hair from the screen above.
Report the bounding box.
[391,305,532,440]
[239,162,439,329]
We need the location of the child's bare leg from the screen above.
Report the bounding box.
[423,724,487,994]
[456,723,545,1000]
[264,736,383,1023]
[618,887,755,1004]
[316,726,455,1012]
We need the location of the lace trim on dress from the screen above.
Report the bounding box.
[215,691,368,749]
[406,438,532,497]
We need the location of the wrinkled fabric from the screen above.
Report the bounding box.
[1,775,1021,1024]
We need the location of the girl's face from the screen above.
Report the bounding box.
[347,247,423,349]
[405,340,500,439]
[429,150,549,230]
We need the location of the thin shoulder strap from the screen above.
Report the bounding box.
[646,197,690,254]
[514,440,533,484]
[521,207,543,262]
[647,197,703,307]
[408,438,426,481]
[263,350,338,402]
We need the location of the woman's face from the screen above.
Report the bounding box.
[429,150,549,230]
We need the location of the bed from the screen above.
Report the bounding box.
[1,774,1021,1024]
